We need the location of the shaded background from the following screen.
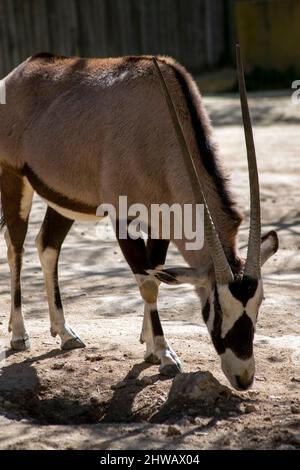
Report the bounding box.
[0,0,299,89]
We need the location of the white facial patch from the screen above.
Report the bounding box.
[244,279,264,324]
[220,348,255,388]
[217,284,244,338]
[206,290,215,334]
[217,280,263,338]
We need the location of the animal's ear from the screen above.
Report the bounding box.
[261,230,279,266]
[147,267,210,287]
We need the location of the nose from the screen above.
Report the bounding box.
[235,373,254,391]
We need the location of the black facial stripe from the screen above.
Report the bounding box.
[224,311,254,359]
[229,276,258,307]
[212,289,225,354]
[211,290,254,359]
[202,299,210,323]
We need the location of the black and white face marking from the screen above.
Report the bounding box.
[202,276,264,391]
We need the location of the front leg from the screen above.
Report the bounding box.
[36,207,85,350]
[1,171,33,350]
[136,274,182,376]
[116,229,182,377]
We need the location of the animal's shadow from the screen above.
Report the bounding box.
[0,348,251,426]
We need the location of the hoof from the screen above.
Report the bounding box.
[10,337,30,351]
[61,337,86,350]
[159,363,183,377]
[144,352,160,365]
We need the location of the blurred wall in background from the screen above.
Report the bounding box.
[236,0,300,73]
[0,0,229,77]
[0,0,299,88]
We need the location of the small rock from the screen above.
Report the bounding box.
[85,353,104,362]
[288,434,300,445]
[277,444,295,450]
[255,375,266,382]
[267,355,282,363]
[244,404,256,414]
[177,417,191,427]
[169,371,231,403]
[269,395,282,400]
[222,437,231,446]
[52,361,65,370]
[140,376,154,386]
[166,425,182,437]
[291,405,300,414]
[65,364,75,372]
[291,377,300,383]
[90,396,100,405]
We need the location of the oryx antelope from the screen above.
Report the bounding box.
[0,48,278,391]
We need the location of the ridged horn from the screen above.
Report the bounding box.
[236,45,261,279]
[153,58,233,284]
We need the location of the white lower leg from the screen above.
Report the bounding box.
[8,308,29,346]
[36,242,83,348]
[5,231,29,348]
[136,274,182,372]
[140,302,159,362]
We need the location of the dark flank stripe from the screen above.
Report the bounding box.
[22,164,96,215]
[150,309,164,337]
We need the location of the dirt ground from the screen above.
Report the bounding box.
[0,92,299,450]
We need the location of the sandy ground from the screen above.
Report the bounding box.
[0,92,299,450]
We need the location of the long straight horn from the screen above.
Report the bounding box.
[152,58,233,284]
[236,45,261,279]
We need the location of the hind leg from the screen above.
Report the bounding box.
[35,206,85,349]
[1,169,33,350]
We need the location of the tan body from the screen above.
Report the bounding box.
[0,52,278,388]
[0,54,239,262]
